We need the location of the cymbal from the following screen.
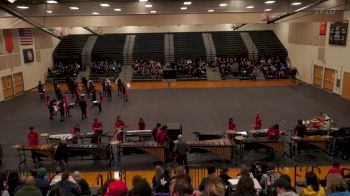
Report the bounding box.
[110,140,120,145]
[40,133,49,137]
[11,144,22,149]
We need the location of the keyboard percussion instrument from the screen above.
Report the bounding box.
[120,141,165,163]
[187,139,233,161]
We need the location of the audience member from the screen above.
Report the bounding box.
[175,166,191,185]
[0,178,9,196]
[34,167,50,196]
[328,161,343,176]
[326,173,350,196]
[170,178,194,196]
[199,166,217,191]
[273,178,298,196]
[91,59,122,73]
[72,171,90,196]
[14,176,42,196]
[219,166,231,186]
[52,172,80,196]
[231,175,256,196]
[129,176,152,196]
[204,176,226,196]
[133,59,163,78]
[50,167,76,186]
[300,172,325,196]
[7,172,21,196]
[152,166,164,192]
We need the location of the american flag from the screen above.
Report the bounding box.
[18,28,33,45]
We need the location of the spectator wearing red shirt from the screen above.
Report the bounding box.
[255,113,262,129]
[267,124,280,138]
[156,126,170,146]
[104,179,128,196]
[328,161,343,176]
[114,116,125,141]
[28,126,40,163]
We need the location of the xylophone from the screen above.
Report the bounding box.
[120,141,165,163]
[66,144,113,166]
[48,134,77,144]
[291,135,334,156]
[18,144,56,165]
[187,139,232,161]
[124,130,152,142]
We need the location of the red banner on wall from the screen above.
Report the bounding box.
[320,22,327,35]
[2,29,14,54]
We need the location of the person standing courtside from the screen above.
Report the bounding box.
[80,95,87,119]
[294,120,307,153]
[54,139,69,171]
[28,126,40,163]
[173,135,189,174]
[37,81,45,101]
[114,116,125,142]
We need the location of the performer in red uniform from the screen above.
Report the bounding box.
[267,124,280,138]
[156,126,170,146]
[227,118,237,140]
[254,113,262,129]
[138,118,146,130]
[92,118,103,143]
[72,123,80,136]
[27,126,40,163]
[63,92,70,117]
[114,116,125,141]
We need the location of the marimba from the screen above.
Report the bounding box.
[18,144,56,165]
[124,130,152,142]
[120,141,165,163]
[187,139,232,161]
[48,134,77,144]
[76,132,113,144]
[291,135,334,156]
[66,144,113,166]
[243,137,286,155]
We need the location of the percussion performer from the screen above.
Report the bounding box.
[106,82,112,101]
[54,139,68,171]
[72,123,80,137]
[98,92,103,112]
[75,86,80,105]
[267,124,280,138]
[152,123,161,141]
[227,118,237,140]
[92,118,103,143]
[293,120,306,153]
[114,116,125,141]
[156,126,170,146]
[173,135,189,173]
[48,100,55,120]
[117,79,122,96]
[37,81,45,101]
[255,113,262,129]
[27,126,40,163]
[63,92,70,117]
[122,82,128,102]
[58,98,65,122]
[138,118,146,130]
[80,95,87,119]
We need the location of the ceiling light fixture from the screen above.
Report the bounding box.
[8,0,16,3]
[150,10,156,13]
[184,1,192,5]
[181,7,187,10]
[208,9,214,12]
[114,8,122,11]
[139,0,148,2]
[291,2,302,5]
[219,3,227,7]
[92,12,100,15]
[145,4,152,8]
[100,3,110,7]
[46,10,53,13]
[47,0,58,3]
[264,1,275,4]
[264,8,272,11]
[246,5,254,8]
[16,6,29,9]
[69,6,79,10]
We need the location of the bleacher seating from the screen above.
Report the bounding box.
[248,30,288,58]
[211,31,248,57]
[133,33,164,60]
[53,35,89,65]
[91,34,126,61]
[174,32,206,59]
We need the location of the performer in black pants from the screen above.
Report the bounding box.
[173,135,189,174]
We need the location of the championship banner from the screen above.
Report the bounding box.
[3,29,14,54]
[320,22,327,35]
[23,48,34,63]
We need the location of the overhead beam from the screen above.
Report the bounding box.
[82,27,99,35]
[233,23,247,30]
[0,2,61,39]
[267,0,329,24]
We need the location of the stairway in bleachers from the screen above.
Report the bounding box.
[133,33,164,61]
[53,35,90,65]
[91,34,126,63]
[202,33,216,61]
[240,32,258,60]
[174,32,206,59]
[82,36,98,67]
[248,30,288,58]
[164,34,174,63]
[211,31,248,58]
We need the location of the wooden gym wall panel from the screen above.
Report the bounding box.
[13,72,24,94]
[342,72,350,100]
[313,65,323,87]
[323,68,335,92]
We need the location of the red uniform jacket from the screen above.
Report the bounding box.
[72,127,80,136]
[28,131,39,146]
[92,121,103,132]
[138,122,146,130]
[255,116,262,129]
[267,127,280,138]
[115,120,125,141]
[156,130,168,146]
[228,121,236,130]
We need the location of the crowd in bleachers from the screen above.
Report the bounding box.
[257,56,291,78]
[133,59,163,78]
[90,60,122,73]
[211,57,259,78]
[48,62,82,77]
[176,58,206,79]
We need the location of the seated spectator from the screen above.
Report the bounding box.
[35,167,50,196]
[51,172,80,196]
[219,166,231,186]
[72,171,90,196]
[300,172,325,196]
[199,166,217,191]
[326,173,350,196]
[0,178,9,196]
[328,161,343,176]
[152,166,164,192]
[7,171,21,196]
[15,176,42,196]
[260,164,279,195]
[231,175,256,196]
[204,176,226,196]
[129,176,152,196]
[49,167,76,186]
[237,164,250,177]
[103,178,127,196]
[273,178,298,196]
[175,166,191,185]
[170,178,194,196]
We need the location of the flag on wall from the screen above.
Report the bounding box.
[23,48,34,63]
[3,29,14,54]
[18,28,33,45]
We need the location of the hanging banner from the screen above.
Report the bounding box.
[3,29,14,54]
[320,22,327,35]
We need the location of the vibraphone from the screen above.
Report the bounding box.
[291,135,334,156]
[187,139,233,161]
[47,134,77,144]
[76,132,113,144]
[124,130,152,142]
[66,144,113,166]
[18,144,56,165]
[120,141,165,163]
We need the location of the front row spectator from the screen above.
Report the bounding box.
[129,175,152,196]
[15,176,42,196]
[72,171,90,196]
[273,178,298,196]
[199,166,217,191]
[231,175,256,196]
[326,173,350,196]
[170,178,194,196]
[50,172,80,196]
[204,176,226,196]
[0,179,9,196]
[300,172,326,196]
